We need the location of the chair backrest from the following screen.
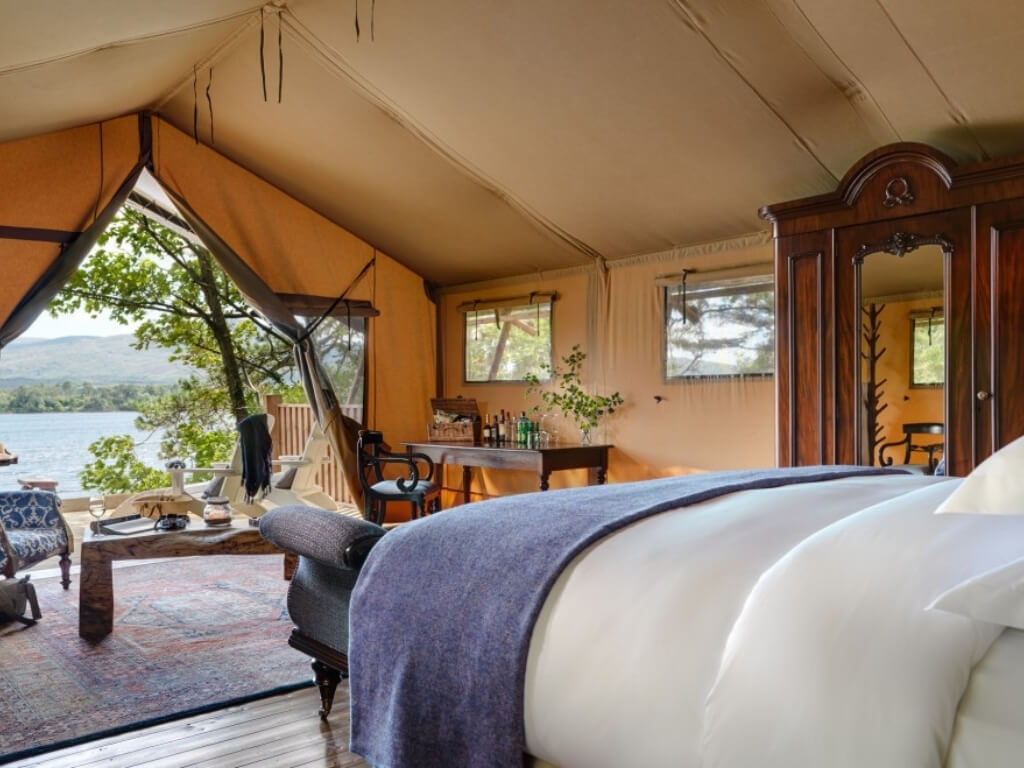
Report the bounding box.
[357,430,386,488]
[287,422,329,492]
[215,414,275,517]
[335,412,366,511]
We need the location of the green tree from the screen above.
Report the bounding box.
[665,284,774,377]
[79,435,170,494]
[51,208,293,420]
[48,209,297,493]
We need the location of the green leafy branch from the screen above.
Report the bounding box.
[524,344,623,431]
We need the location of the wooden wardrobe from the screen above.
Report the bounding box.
[762,143,1024,477]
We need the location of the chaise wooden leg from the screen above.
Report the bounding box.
[312,659,342,720]
[59,552,71,590]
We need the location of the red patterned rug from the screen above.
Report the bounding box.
[0,555,313,763]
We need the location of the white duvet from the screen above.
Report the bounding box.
[523,474,1024,768]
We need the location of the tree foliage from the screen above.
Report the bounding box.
[50,208,294,418]
[0,382,171,413]
[665,283,774,377]
[79,434,170,494]
[465,304,552,382]
[49,209,298,494]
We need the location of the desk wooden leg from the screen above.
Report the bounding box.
[79,547,113,640]
[539,472,550,491]
[462,466,472,505]
[588,466,608,485]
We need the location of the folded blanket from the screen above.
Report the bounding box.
[237,413,272,503]
[349,465,899,768]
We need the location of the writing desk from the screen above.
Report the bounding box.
[401,441,610,504]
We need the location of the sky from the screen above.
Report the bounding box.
[26,309,136,339]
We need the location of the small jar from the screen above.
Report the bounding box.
[202,496,232,525]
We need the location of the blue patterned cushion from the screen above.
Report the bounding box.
[6,529,68,569]
[0,490,69,573]
[0,490,64,529]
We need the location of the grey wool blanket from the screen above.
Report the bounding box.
[349,465,900,768]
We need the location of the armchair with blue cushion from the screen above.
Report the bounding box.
[0,490,73,594]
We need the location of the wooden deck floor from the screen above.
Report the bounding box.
[8,685,369,768]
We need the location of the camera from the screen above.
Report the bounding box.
[155,514,190,531]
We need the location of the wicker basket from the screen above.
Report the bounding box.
[428,398,481,442]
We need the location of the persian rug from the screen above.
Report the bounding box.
[0,555,313,763]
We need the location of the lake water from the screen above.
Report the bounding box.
[0,411,164,496]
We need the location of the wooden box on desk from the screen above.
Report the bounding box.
[428,398,481,443]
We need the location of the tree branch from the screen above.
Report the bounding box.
[59,287,203,317]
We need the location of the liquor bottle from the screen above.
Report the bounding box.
[519,411,528,445]
[498,411,507,443]
[493,414,500,444]
[482,414,491,443]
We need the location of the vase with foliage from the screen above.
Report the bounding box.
[524,345,623,445]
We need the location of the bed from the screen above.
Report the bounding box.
[518,473,1024,768]
[265,452,1024,768]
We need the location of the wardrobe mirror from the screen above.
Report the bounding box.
[857,240,946,474]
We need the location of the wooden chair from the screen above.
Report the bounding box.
[357,430,441,524]
[879,422,945,475]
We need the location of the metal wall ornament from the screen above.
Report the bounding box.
[853,231,954,264]
[882,176,915,208]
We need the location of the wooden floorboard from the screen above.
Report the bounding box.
[7,686,369,768]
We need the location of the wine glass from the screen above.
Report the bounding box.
[88,495,106,530]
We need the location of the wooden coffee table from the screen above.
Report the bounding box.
[78,518,281,640]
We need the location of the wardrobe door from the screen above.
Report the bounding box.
[975,200,1024,461]
[835,209,972,476]
[775,231,834,467]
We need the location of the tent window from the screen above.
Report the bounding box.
[910,309,944,388]
[304,315,367,419]
[464,299,552,383]
[664,275,774,379]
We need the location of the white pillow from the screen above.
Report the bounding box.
[928,555,1024,631]
[934,433,1024,515]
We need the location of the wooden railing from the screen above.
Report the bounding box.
[264,395,363,506]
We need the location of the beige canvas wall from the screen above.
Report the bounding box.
[149,115,436,486]
[439,239,776,504]
[0,115,141,328]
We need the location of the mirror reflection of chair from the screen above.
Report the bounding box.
[879,422,945,475]
[357,430,441,525]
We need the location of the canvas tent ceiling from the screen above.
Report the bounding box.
[4,1,1024,286]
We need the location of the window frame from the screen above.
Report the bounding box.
[908,308,944,389]
[662,273,775,382]
[461,298,554,385]
[304,314,369,422]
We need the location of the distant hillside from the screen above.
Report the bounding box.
[0,335,189,387]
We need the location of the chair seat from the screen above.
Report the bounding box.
[369,480,440,498]
[5,528,69,570]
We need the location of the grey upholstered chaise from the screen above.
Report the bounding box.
[259,505,386,718]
